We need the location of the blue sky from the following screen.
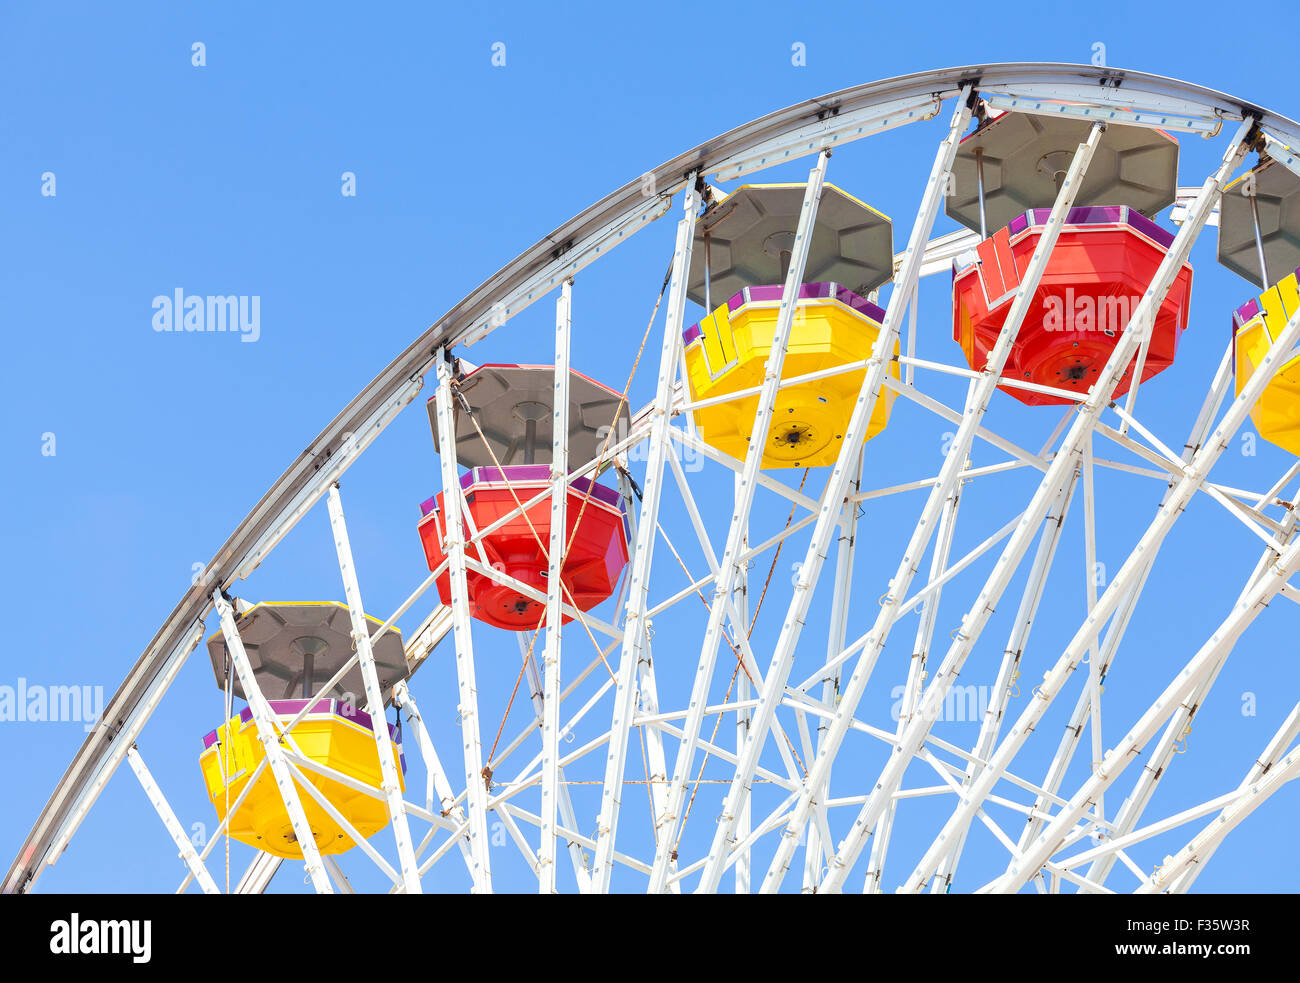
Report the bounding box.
[4,1,1300,893]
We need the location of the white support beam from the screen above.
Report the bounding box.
[590,177,702,892]
[392,681,476,878]
[127,746,220,895]
[931,469,1079,891]
[539,281,572,892]
[212,590,333,895]
[770,110,1104,895]
[327,484,423,894]
[808,450,864,892]
[849,120,1256,895]
[965,305,1300,892]
[1164,700,1300,892]
[697,89,977,896]
[940,293,1300,894]
[998,538,1300,892]
[867,443,965,893]
[432,356,494,892]
[1084,491,1300,890]
[652,148,831,893]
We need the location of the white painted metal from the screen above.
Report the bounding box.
[783,105,1108,896]
[907,231,1300,893]
[432,357,494,893]
[127,746,220,895]
[211,590,333,895]
[700,90,978,895]
[655,149,831,893]
[538,281,573,892]
[868,121,1257,895]
[590,178,702,892]
[326,484,423,894]
[19,70,1300,899]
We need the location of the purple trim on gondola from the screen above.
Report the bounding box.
[683,282,885,342]
[202,698,407,772]
[419,467,626,524]
[1007,206,1175,249]
[1127,211,1174,249]
[462,465,624,510]
[1231,267,1300,330]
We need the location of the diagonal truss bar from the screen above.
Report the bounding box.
[906,240,1300,894]
[807,449,865,892]
[127,745,220,895]
[764,108,1104,895]
[1054,346,1240,891]
[997,535,1300,892]
[327,484,422,894]
[514,634,593,890]
[538,280,573,892]
[432,356,493,892]
[1152,700,1300,893]
[649,148,831,893]
[693,87,976,895]
[929,467,1080,890]
[590,177,702,892]
[614,467,679,892]
[831,119,1255,894]
[867,443,965,892]
[212,590,333,894]
[1082,483,1300,890]
[392,681,477,878]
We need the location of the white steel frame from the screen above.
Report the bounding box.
[11,64,1300,896]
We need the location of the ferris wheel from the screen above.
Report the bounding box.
[10,63,1300,895]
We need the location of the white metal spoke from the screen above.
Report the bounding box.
[930,469,1079,890]
[127,746,220,895]
[590,177,702,892]
[1159,701,1300,892]
[779,111,1104,895]
[327,484,423,894]
[538,280,573,892]
[699,88,976,896]
[432,357,493,892]
[393,682,477,878]
[846,120,1256,895]
[998,537,1300,892]
[650,149,831,893]
[914,292,1300,893]
[867,439,965,893]
[21,67,1300,901]
[211,590,333,895]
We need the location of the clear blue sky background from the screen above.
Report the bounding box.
[4,1,1300,893]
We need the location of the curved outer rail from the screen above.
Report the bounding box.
[8,62,1298,893]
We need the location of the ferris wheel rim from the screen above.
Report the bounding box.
[9,61,1300,894]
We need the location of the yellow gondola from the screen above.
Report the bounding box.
[683,283,897,467]
[199,698,405,859]
[1233,268,1300,455]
